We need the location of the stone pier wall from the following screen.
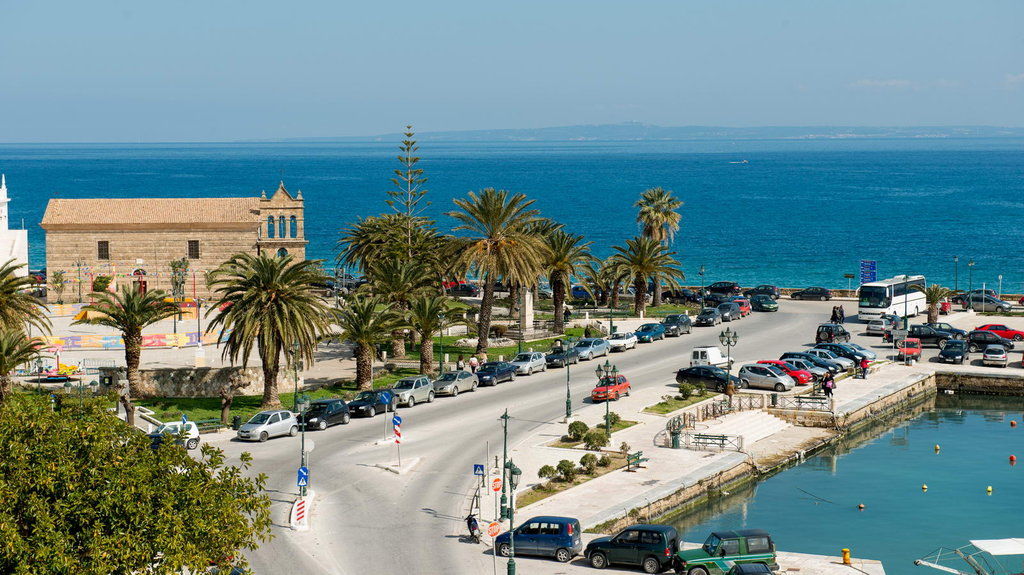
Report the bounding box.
[98,366,299,398]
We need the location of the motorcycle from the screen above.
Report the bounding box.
[465,514,481,544]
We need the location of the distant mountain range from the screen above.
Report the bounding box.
[279,123,1024,143]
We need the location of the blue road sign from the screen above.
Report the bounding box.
[473,464,485,476]
[181,414,188,425]
[379,390,393,404]
[297,466,309,487]
[393,414,402,426]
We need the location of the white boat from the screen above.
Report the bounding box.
[915,539,1024,575]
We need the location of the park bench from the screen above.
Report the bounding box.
[692,433,729,449]
[626,450,649,472]
[194,418,225,434]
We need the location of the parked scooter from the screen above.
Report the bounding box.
[465,514,481,543]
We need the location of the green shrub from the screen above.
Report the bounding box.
[583,430,609,451]
[567,420,589,441]
[489,324,508,338]
[606,412,621,427]
[538,464,557,480]
[92,275,112,292]
[556,459,577,482]
[597,454,612,467]
[580,453,598,474]
[678,383,695,398]
[692,382,706,397]
[620,441,631,455]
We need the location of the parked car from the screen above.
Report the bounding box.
[743,285,781,300]
[661,314,693,336]
[738,364,795,392]
[546,344,581,367]
[703,293,732,306]
[494,516,583,562]
[691,345,733,368]
[938,339,970,364]
[731,297,752,317]
[448,283,480,297]
[966,330,1014,352]
[591,374,631,402]
[790,287,832,301]
[708,281,742,296]
[674,530,779,575]
[236,410,298,442]
[814,342,867,362]
[780,351,842,374]
[585,523,680,573]
[729,562,775,575]
[391,375,435,407]
[805,348,855,370]
[782,357,828,381]
[608,332,639,352]
[953,289,997,305]
[922,322,966,339]
[575,338,611,360]
[866,319,889,336]
[975,324,1024,342]
[347,390,396,417]
[982,345,1009,367]
[297,398,350,430]
[717,302,742,322]
[750,295,778,312]
[815,323,851,344]
[635,323,667,343]
[844,342,877,361]
[893,324,960,348]
[149,421,200,450]
[966,294,1013,313]
[510,351,547,375]
[431,370,478,396]
[757,360,812,385]
[695,307,723,326]
[476,362,517,385]
[676,365,742,392]
[571,285,594,301]
[898,337,922,361]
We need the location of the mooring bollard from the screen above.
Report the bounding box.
[842,548,851,565]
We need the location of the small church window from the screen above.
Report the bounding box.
[290,215,297,238]
[277,248,288,257]
[278,216,286,238]
[187,240,200,259]
[97,241,110,260]
[267,216,275,238]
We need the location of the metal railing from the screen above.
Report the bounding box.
[772,394,833,412]
[664,394,767,433]
[675,432,744,452]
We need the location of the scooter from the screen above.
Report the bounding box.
[465,514,481,544]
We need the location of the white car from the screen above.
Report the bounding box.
[236,409,298,442]
[738,364,796,392]
[149,421,200,450]
[510,352,547,375]
[607,332,638,352]
[866,319,889,336]
[982,345,1009,367]
[806,348,855,370]
[784,358,828,382]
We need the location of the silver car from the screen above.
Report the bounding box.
[738,364,796,391]
[432,370,478,396]
[806,348,855,370]
[844,343,877,361]
[236,409,298,442]
[574,338,610,360]
[785,358,828,382]
[866,319,888,336]
[968,294,1013,313]
[510,352,547,375]
[391,375,435,407]
[982,345,1009,367]
[607,332,638,352]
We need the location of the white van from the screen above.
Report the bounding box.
[690,345,732,368]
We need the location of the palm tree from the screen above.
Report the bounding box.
[361,258,435,358]
[206,254,334,408]
[446,189,546,356]
[912,284,954,324]
[407,295,469,375]
[74,286,179,425]
[0,259,49,333]
[608,237,684,316]
[634,187,683,307]
[333,295,407,390]
[542,230,593,333]
[0,329,44,405]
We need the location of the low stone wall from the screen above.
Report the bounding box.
[935,371,1024,395]
[98,366,299,398]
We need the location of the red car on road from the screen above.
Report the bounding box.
[731,297,752,317]
[757,360,813,385]
[899,338,923,360]
[591,375,631,401]
[976,324,1024,342]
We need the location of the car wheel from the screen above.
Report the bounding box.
[819,295,827,301]
[427,391,435,403]
[642,556,662,574]
[527,366,533,375]
[555,548,572,563]
[1015,335,1023,342]
[937,339,948,349]
[259,431,268,442]
[969,343,980,352]
[775,383,786,392]
[612,392,620,401]
[688,567,710,575]
[590,552,608,569]
[586,353,593,361]
[498,543,512,557]
[407,396,415,408]
[185,438,199,450]
[451,386,459,397]
[342,413,350,424]
[625,387,630,396]
[289,425,298,437]
[741,379,750,389]
[318,420,328,431]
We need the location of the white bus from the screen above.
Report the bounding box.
[857,275,927,321]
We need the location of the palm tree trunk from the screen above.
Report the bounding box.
[928,303,939,324]
[552,275,566,333]
[0,375,12,405]
[356,342,374,391]
[220,393,233,426]
[634,278,648,316]
[122,330,142,427]
[610,280,621,310]
[420,331,435,374]
[509,284,521,320]
[120,394,136,427]
[476,278,496,356]
[258,343,281,408]
[652,274,663,307]
[389,330,407,358]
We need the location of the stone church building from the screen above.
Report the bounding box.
[41,182,306,300]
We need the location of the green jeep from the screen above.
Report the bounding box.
[673,530,778,575]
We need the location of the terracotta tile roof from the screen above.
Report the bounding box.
[42,197,262,228]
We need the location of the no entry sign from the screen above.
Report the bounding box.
[491,477,502,492]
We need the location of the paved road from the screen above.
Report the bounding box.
[209,300,848,574]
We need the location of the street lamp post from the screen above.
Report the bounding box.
[291,341,301,412]
[698,265,706,307]
[500,409,510,520]
[297,394,310,498]
[953,256,959,292]
[594,360,619,437]
[438,313,446,374]
[505,460,522,575]
[564,336,576,421]
[719,328,738,401]
[968,260,976,309]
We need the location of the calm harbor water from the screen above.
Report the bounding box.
[1,138,1022,288]
[669,394,1024,575]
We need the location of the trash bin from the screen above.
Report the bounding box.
[232,415,242,430]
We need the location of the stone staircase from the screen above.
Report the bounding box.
[700,410,791,448]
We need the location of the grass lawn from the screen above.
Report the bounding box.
[515,452,628,508]
[406,327,586,362]
[137,368,420,423]
[643,392,719,415]
[548,419,639,448]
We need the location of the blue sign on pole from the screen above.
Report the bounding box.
[379,390,393,404]
[859,260,877,284]
[297,466,310,487]
[392,414,402,426]
[473,464,485,476]
[181,414,188,425]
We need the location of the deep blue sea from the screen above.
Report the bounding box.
[1,138,1022,289]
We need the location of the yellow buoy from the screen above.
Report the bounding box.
[857,503,865,510]
[922,484,928,491]
[987,486,993,494]
[934,444,940,452]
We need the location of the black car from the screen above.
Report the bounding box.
[729,563,774,575]
[702,292,732,306]
[791,286,831,301]
[298,398,351,430]
[663,288,701,304]
[476,361,517,385]
[717,302,742,322]
[695,307,722,326]
[966,330,1014,353]
[813,342,866,362]
[707,281,742,296]
[904,324,959,348]
[922,322,967,339]
[780,351,842,374]
[815,323,851,343]
[546,344,581,368]
[585,524,679,573]
[938,339,969,364]
[448,283,481,297]
[347,390,396,417]
[743,284,781,300]
[661,314,693,336]
[676,365,742,392]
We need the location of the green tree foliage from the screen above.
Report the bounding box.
[583,429,610,451]
[556,459,577,482]
[912,283,954,324]
[48,270,67,305]
[605,411,621,428]
[74,286,179,426]
[361,258,434,358]
[407,295,467,374]
[386,126,430,253]
[580,453,598,474]
[92,275,112,292]
[0,329,44,404]
[567,420,589,441]
[0,394,271,575]
[542,230,593,333]
[0,259,49,333]
[333,295,407,390]
[608,237,684,316]
[206,254,335,408]
[678,382,695,398]
[169,257,189,302]
[597,454,612,467]
[538,464,557,481]
[635,187,683,306]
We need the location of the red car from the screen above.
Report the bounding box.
[731,297,752,317]
[899,338,922,360]
[757,360,812,385]
[976,324,1024,342]
[591,375,631,401]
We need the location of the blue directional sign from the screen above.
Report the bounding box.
[181,414,188,425]
[392,414,402,426]
[473,464,485,476]
[379,390,393,404]
[859,260,877,284]
[297,466,310,487]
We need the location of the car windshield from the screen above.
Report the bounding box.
[905,341,921,348]
[513,354,532,362]
[703,534,722,554]
[764,365,786,375]
[610,333,628,340]
[819,350,839,359]
[859,285,891,308]
[664,315,682,322]
[394,379,416,389]
[248,413,271,424]
[575,341,592,348]
[638,325,655,332]
[944,341,966,349]
[847,343,867,351]
[154,424,182,434]
[717,304,731,311]
[479,363,500,372]
[354,392,377,402]
[307,403,330,413]
[436,373,458,382]
[700,308,716,315]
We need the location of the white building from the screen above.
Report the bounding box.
[0,175,29,275]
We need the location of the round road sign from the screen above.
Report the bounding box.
[491,477,502,492]
[487,521,501,538]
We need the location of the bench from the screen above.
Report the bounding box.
[626,450,649,472]
[195,418,226,433]
[692,434,729,449]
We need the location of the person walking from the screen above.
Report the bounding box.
[563,307,572,324]
[837,305,846,324]
[860,357,870,379]
[822,373,834,398]
[829,306,839,324]
[468,355,480,373]
[456,354,466,371]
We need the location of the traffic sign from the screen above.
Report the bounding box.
[297,466,310,488]
[491,477,502,492]
[393,414,402,444]
[487,521,501,537]
[473,464,485,476]
[181,414,188,425]
[392,414,402,426]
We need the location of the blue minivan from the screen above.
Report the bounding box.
[495,516,583,563]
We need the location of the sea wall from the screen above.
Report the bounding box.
[935,371,1024,395]
[98,366,298,398]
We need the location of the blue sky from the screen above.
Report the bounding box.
[2,0,1022,142]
